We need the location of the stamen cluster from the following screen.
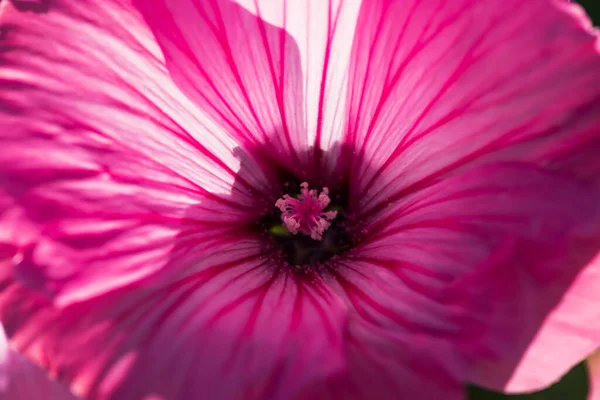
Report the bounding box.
[275,182,337,240]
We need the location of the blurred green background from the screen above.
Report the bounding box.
[469,3,598,399]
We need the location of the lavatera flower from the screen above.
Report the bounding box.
[1,0,600,399]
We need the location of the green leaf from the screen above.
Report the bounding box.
[467,362,589,399]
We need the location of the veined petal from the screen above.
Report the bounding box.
[347,163,600,392]
[0,0,263,306]
[0,236,464,399]
[0,250,77,400]
[0,241,349,400]
[0,324,78,400]
[133,0,305,169]
[344,0,600,218]
[475,255,600,393]
[296,324,463,400]
[133,0,362,175]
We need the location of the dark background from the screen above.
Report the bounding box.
[579,0,600,25]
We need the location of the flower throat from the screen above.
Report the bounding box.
[257,174,354,267]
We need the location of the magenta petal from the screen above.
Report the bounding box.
[346,0,600,217]
[0,0,262,306]
[0,325,78,400]
[474,255,600,392]
[1,252,77,399]
[342,324,463,400]
[0,241,349,399]
[349,163,600,392]
[133,0,307,166]
[297,325,463,400]
[133,0,367,169]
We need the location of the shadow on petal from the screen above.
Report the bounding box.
[9,0,51,13]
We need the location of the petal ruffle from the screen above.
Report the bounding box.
[345,163,600,392]
[344,0,600,219]
[0,0,260,306]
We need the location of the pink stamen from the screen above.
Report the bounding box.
[275,182,337,240]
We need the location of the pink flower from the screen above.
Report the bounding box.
[1,0,600,399]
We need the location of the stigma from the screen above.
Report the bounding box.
[275,182,337,241]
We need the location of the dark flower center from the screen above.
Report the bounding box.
[257,174,354,267]
[237,142,362,268]
[275,182,338,240]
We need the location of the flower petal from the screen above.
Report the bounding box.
[0,235,464,399]
[0,0,262,306]
[475,255,600,393]
[0,248,77,399]
[346,163,600,392]
[344,0,600,218]
[133,0,363,174]
[296,325,464,400]
[133,0,305,166]
[0,323,78,400]
[0,240,350,400]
